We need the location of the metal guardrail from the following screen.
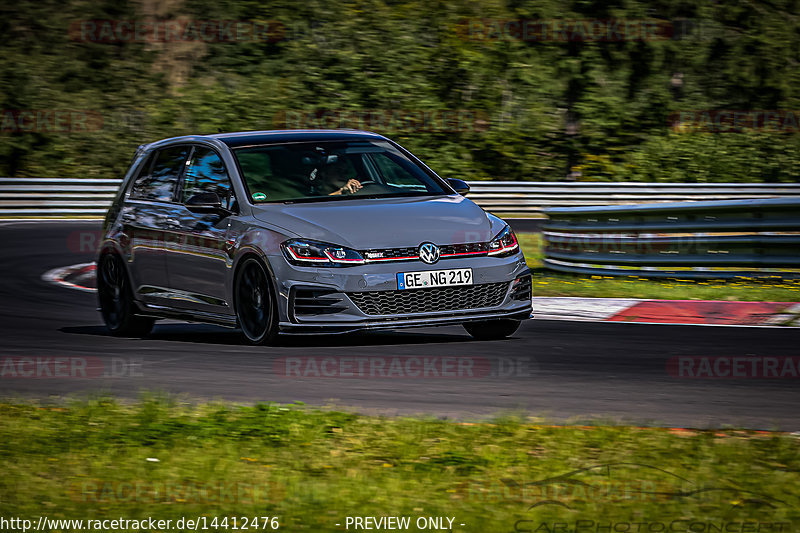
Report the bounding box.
[2,178,800,217]
[541,198,800,279]
[467,182,800,213]
[0,178,121,216]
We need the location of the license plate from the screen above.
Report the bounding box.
[397,268,473,290]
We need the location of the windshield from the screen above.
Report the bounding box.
[234,140,450,203]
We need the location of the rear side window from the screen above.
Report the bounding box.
[129,146,190,202]
[182,147,236,210]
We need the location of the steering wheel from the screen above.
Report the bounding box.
[348,180,383,195]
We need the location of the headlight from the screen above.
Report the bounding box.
[487,226,519,257]
[281,239,365,266]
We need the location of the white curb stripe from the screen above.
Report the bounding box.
[42,262,96,293]
[762,313,797,326]
[533,296,642,321]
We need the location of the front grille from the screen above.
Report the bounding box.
[440,242,489,256]
[361,242,489,262]
[363,247,418,260]
[348,282,509,316]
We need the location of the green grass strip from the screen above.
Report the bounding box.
[0,399,798,531]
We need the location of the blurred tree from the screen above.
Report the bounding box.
[0,0,799,182]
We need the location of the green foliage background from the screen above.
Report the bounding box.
[2,0,800,182]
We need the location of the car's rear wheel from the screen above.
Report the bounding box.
[97,253,155,337]
[235,257,279,345]
[463,319,520,340]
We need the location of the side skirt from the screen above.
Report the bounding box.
[133,301,238,328]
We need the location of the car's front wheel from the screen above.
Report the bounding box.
[463,319,520,340]
[97,253,155,337]
[235,257,279,345]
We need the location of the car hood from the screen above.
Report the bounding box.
[251,195,502,249]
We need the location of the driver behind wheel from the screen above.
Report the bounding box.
[322,156,363,195]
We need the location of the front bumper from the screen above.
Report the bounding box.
[266,251,533,333]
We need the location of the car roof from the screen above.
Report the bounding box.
[144,129,389,150]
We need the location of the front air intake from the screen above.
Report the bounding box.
[347,282,509,316]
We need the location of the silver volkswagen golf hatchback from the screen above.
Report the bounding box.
[97,130,532,344]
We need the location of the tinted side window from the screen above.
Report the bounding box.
[130,146,189,202]
[182,147,235,210]
[127,152,154,194]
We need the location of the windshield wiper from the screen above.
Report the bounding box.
[355,191,433,200]
[280,191,435,204]
[281,195,356,204]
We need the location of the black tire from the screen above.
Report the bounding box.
[97,253,155,337]
[234,257,279,345]
[463,319,520,340]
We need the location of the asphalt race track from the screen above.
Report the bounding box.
[1,221,798,430]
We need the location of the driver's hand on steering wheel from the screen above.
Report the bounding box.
[332,178,363,195]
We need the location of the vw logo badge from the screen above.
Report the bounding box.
[418,242,440,264]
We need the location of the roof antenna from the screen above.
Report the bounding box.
[217,128,223,133]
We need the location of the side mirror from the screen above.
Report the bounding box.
[185,192,227,214]
[447,178,470,196]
